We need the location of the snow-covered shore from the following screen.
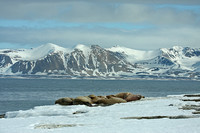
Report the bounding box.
[0,94,200,133]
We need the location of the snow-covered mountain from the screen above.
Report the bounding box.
[0,43,200,79]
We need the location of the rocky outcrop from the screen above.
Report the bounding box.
[184,94,200,97]
[55,92,144,106]
[120,115,200,120]
[32,53,65,74]
[11,61,34,74]
[0,54,12,67]
[11,53,65,74]
[180,94,200,115]
[182,99,200,102]
[0,114,5,118]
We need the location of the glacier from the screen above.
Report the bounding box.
[0,43,200,79]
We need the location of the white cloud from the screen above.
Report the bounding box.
[0,0,199,49]
[0,1,199,25]
[0,26,199,50]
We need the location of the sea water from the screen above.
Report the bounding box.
[0,78,200,114]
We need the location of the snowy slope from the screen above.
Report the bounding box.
[107,46,160,63]
[0,43,71,62]
[160,46,200,70]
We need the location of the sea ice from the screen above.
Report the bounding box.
[0,94,200,133]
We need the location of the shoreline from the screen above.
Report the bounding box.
[1,93,200,119]
[0,75,200,81]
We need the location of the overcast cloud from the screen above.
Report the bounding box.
[0,0,199,49]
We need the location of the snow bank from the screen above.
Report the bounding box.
[1,94,200,133]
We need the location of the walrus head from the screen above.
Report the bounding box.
[88,94,97,99]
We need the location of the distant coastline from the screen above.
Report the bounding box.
[0,74,200,81]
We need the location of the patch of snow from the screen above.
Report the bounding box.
[107,46,160,63]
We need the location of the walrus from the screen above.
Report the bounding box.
[106,95,116,99]
[115,92,132,99]
[97,96,107,99]
[55,97,73,105]
[125,94,142,102]
[88,94,104,104]
[96,97,127,105]
[73,96,93,106]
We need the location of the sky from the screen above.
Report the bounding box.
[0,0,200,50]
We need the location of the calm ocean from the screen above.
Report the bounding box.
[0,78,200,114]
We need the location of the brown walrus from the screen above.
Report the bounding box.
[115,92,132,99]
[55,92,144,106]
[88,94,104,104]
[106,95,116,99]
[55,97,73,105]
[96,97,127,105]
[73,96,93,106]
[125,94,142,102]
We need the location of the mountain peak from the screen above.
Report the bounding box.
[36,43,68,53]
[172,46,183,51]
[75,44,90,51]
[91,45,102,49]
[41,43,58,48]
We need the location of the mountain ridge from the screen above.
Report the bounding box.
[0,43,200,79]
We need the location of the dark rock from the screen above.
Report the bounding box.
[121,115,200,120]
[168,115,200,119]
[182,99,200,102]
[0,114,5,118]
[184,94,200,97]
[192,111,200,114]
[73,110,89,114]
[121,116,168,119]
[179,105,200,111]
